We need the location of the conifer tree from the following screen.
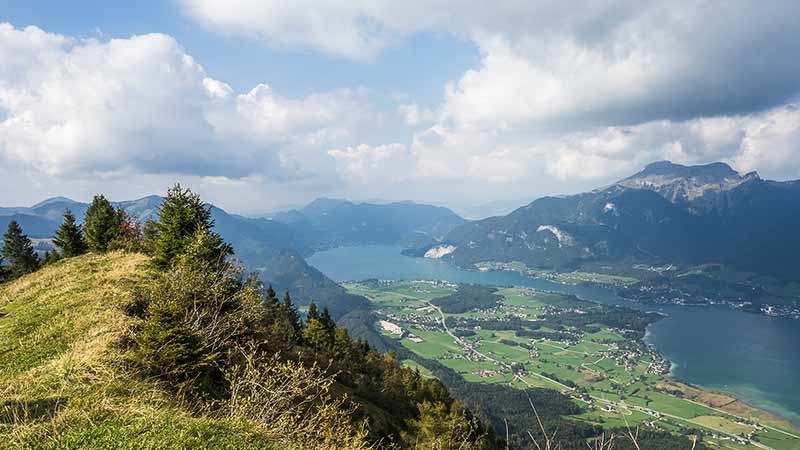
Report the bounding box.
[320,306,335,332]
[266,284,278,305]
[83,195,122,253]
[154,183,232,269]
[303,317,332,350]
[53,209,87,257]
[2,220,39,278]
[281,291,301,332]
[45,250,61,266]
[307,302,320,322]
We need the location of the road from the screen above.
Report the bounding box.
[416,294,782,450]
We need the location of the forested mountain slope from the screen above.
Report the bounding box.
[442,161,800,279]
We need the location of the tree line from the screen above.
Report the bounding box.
[0,194,148,283]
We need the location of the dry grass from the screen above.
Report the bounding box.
[226,349,373,450]
[658,381,797,431]
[0,252,279,449]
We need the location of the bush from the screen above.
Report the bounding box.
[133,261,267,399]
[225,349,372,450]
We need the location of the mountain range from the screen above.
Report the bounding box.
[268,197,465,251]
[0,195,464,318]
[438,161,800,280]
[5,160,799,303]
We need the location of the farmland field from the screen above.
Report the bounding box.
[345,280,800,450]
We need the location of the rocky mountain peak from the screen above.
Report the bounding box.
[617,161,759,203]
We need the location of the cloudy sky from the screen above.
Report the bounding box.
[1,1,799,217]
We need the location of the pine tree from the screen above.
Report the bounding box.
[266,284,278,304]
[320,306,335,332]
[53,209,87,257]
[154,184,232,269]
[281,291,301,332]
[2,220,39,278]
[83,195,122,253]
[41,249,61,266]
[303,318,332,350]
[307,302,320,322]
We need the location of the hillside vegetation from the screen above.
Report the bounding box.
[0,252,278,449]
[0,185,495,450]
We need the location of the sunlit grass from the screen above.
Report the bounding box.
[0,252,281,449]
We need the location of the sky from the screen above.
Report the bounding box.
[1,0,799,217]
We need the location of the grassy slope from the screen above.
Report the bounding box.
[0,252,280,450]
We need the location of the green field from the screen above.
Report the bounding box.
[476,261,639,286]
[347,280,800,450]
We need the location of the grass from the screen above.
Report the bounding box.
[692,416,753,435]
[349,280,800,450]
[0,252,281,450]
[475,261,639,286]
[399,359,434,378]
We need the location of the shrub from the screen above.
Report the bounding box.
[109,210,143,253]
[225,349,373,450]
[133,260,267,399]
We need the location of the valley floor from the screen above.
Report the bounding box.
[345,280,800,450]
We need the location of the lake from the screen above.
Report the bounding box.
[308,244,800,427]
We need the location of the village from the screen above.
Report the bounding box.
[352,280,797,450]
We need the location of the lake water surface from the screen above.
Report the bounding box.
[308,245,800,427]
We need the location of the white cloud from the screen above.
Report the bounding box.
[4,4,800,213]
[179,1,800,209]
[327,143,413,184]
[180,0,448,60]
[397,103,436,126]
[731,105,800,178]
[0,23,378,186]
[408,103,800,189]
[183,1,800,125]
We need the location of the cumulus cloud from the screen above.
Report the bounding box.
[180,0,448,60]
[184,0,800,125]
[408,103,800,190]
[327,143,413,184]
[0,23,378,186]
[4,2,800,213]
[179,0,800,208]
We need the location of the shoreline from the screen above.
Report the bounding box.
[308,246,800,436]
[643,325,800,433]
[471,262,800,320]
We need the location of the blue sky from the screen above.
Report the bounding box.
[1,1,799,216]
[0,0,478,106]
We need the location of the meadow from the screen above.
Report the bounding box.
[345,280,800,450]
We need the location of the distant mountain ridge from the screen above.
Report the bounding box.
[0,194,465,318]
[270,197,466,251]
[440,161,800,280]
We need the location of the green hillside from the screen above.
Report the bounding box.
[0,252,280,449]
[0,184,495,450]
